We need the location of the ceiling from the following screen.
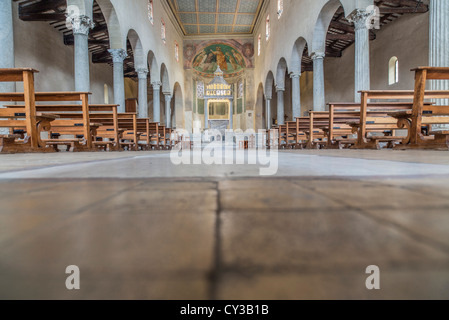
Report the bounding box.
[167,0,264,36]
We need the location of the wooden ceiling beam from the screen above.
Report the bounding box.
[19,0,66,15]
[64,35,109,46]
[380,6,428,14]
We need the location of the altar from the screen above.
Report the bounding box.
[203,67,234,131]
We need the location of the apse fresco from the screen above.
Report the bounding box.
[191,44,246,77]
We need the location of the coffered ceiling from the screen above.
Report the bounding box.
[166,0,264,36]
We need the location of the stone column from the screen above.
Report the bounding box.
[311,52,326,112]
[204,98,209,129]
[152,81,162,123]
[164,93,172,127]
[68,15,94,93]
[137,68,148,118]
[276,86,285,125]
[108,49,127,113]
[229,99,234,130]
[349,9,371,103]
[429,0,449,105]
[265,96,272,129]
[172,108,176,128]
[0,0,15,96]
[290,72,301,119]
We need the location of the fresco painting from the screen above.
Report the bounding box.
[192,44,246,77]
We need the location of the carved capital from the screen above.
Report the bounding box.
[290,71,301,79]
[152,81,162,90]
[67,15,94,35]
[311,52,325,60]
[136,68,149,79]
[108,49,127,63]
[275,85,285,92]
[348,9,372,31]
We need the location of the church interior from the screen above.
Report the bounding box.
[1,0,449,300]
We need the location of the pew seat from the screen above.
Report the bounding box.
[43,120,102,152]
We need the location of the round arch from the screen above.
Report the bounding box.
[126,29,145,69]
[96,0,123,49]
[147,50,159,83]
[160,63,171,93]
[276,58,288,89]
[290,37,308,75]
[255,83,265,130]
[311,0,343,55]
[172,82,184,129]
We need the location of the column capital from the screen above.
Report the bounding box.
[67,15,94,36]
[108,49,127,63]
[348,9,372,31]
[265,94,272,100]
[136,68,148,79]
[164,93,172,99]
[152,81,162,90]
[311,52,325,60]
[290,71,301,79]
[275,85,285,92]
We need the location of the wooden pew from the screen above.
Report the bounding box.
[93,113,138,151]
[326,103,364,149]
[266,128,277,149]
[350,95,425,149]
[281,121,307,149]
[159,124,167,150]
[306,112,332,149]
[164,127,173,149]
[388,67,449,150]
[2,91,92,152]
[136,118,154,151]
[0,109,58,153]
[0,68,40,151]
[6,102,111,152]
[148,122,163,150]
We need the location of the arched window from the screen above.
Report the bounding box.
[258,34,261,56]
[104,84,109,104]
[161,19,166,44]
[277,0,284,19]
[148,0,154,25]
[266,15,270,41]
[389,56,399,85]
[175,41,179,62]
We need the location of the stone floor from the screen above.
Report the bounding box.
[0,149,449,299]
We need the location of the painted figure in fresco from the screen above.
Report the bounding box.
[193,50,207,68]
[232,49,245,68]
[191,44,247,77]
[202,52,216,72]
[225,52,238,70]
[211,47,228,71]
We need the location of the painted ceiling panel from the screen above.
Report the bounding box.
[180,13,197,24]
[198,13,216,24]
[218,14,235,25]
[219,0,238,13]
[235,14,254,26]
[177,0,196,12]
[169,0,264,35]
